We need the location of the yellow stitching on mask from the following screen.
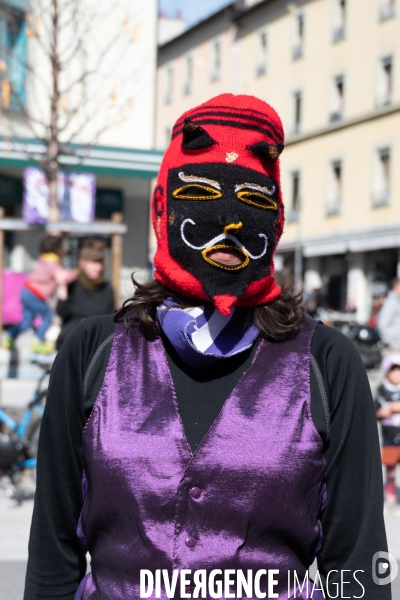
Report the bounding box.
[223,222,243,235]
[236,190,278,210]
[201,244,250,271]
[173,184,222,201]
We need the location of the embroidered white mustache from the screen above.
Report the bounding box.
[180,218,268,260]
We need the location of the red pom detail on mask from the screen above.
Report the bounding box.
[213,295,237,316]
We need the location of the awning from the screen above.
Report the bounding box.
[277,223,400,256]
[0,139,164,179]
[0,218,127,235]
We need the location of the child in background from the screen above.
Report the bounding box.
[5,235,77,354]
[375,353,400,508]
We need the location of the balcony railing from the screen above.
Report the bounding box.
[371,191,390,207]
[292,45,303,60]
[325,202,341,216]
[380,3,396,20]
[329,111,344,123]
[286,209,299,223]
[256,63,266,77]
[376,92,392,107]
[333,26,346,42]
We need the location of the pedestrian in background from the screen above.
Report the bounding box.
[375,353,400,511]
[368,292,386,330]
[4,234,77,354]
[378,278,400,350]
[56,239,114,349]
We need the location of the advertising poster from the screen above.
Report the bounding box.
[23,167,96,224]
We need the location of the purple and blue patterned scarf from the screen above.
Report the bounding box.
[157,301,259,369]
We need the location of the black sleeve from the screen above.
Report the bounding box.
[56,283,75,321]
[24,315,115,600]
[105,284,116,314]
[311,325,389,598]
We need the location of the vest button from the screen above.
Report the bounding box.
[189,486,202,499]
[185,536,196,548]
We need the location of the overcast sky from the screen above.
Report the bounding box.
[159,0,232,27]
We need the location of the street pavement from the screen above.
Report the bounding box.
[0,478,35,600]
[1,337,400,599]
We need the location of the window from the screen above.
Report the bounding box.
[288,171,301,221]
[292,12,304,60]
[183,54,193,95]
[293,91,302,134]
[377,56,393,106]
[372,148,391,206]
[211,38,221,81]
[330,75,345,122]
[326,160,343,215]
[380,0,396,20]
[165,65,173,104]
[333,0,346,42]
[0,7,27,111]
[256,29,268,76]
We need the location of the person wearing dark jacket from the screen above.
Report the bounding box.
[56,240,114,349]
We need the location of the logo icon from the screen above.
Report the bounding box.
[372,551,398,585]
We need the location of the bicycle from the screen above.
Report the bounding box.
[0,359,51,497]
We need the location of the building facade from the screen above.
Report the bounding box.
[0,0,163,291]
[155,2,242,151]
[156,0,400,321]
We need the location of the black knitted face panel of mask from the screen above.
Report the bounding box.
[167,163,280,301]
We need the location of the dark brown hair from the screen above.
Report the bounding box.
[115,274,307,342]
[40,234,63,255]
[79,239,105,262]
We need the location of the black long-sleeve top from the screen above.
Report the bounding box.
[24,315,389,599]
[56,279,115,349]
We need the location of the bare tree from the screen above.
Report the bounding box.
[0,0,143,221]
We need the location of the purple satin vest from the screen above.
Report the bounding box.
[76,318,326,600]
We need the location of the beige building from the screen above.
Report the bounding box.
[155,1,259,150]
[156,0,400,321]
[158,11,186,45]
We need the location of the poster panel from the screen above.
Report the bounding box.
[23,168,96,224]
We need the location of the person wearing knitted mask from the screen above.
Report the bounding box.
[24,96,389,600]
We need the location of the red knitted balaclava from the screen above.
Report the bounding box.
[152,94,285,316]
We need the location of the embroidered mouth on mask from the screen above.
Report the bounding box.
[180,218,268,270]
